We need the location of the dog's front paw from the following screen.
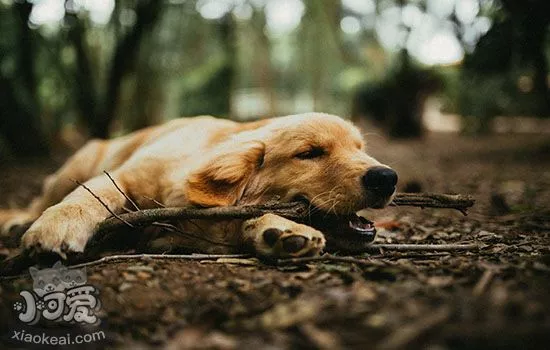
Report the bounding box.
[21,204,98,257]
[243,214,326,258]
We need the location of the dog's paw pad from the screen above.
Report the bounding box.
[262,228,282,247]
[266,229,324,257]
[246,214,326,258]
[281,235,307,253]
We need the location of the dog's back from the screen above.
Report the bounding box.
[0,116,236,234]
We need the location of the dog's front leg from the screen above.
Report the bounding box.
[21,173,136,257]
[242,214,326,258]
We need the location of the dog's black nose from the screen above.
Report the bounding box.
[362,166,398,196]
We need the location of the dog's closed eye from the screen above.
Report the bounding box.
[294,146,325,160]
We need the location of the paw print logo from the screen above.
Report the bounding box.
[13,302,24,312]
[36,300,45,311]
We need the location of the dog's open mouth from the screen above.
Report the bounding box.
[315,213,377,252]
[300,206,377,252]
[348,214,376,242]
[291,196,377,252]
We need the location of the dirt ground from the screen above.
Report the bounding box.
[0,132,549,349]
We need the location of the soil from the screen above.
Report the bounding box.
[0,132,549,349]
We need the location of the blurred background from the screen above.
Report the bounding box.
[0,0,549,159]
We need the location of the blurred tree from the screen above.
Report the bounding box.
[0,1,49,157]
[179,13,236,118]
[499,0,550,115]
[252,6,276,117]
[67,0,163,138]
[1,0,164,159]
[351,0,442,138]
[459,0,550,133]
[459,18,513,133]
[300,0,345,113]
[352,50,442,138]
[3,0,546,157]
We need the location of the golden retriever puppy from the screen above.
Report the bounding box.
[0,113,397,258]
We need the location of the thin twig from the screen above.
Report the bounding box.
[78,176,233,248]
[121,206,134,214]
[277,254,385,266]
[142,195,166,208]
[473,268,496,296]
[69,253,251,269]
[379,252,451,260]
[72,179,134,228]
[78,179,239,248]
[369,243,480,251]
[0,253,252,278]
[150,222,179,232]
[276,245,479,266]
[103,171,140,211]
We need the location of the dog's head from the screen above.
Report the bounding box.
[185,113,397,215]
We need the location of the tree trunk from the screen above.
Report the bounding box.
[387,50,424,138]
[91,0,163,138]
[218,13,236,117]
[67,15,100,133]
[529,21,550,116]
[500,0,550,116]
[0,2,49,157]
[0,77,49,157]
[254,9,276,117]
[14,1,37,103]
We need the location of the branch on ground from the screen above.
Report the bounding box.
[94,190,474,238]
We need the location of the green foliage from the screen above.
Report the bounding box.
[179,55,233,117]
[1,0,550,157]
[457,0,550,130]
[352,51,444,138]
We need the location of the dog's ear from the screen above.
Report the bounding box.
[185,141,265,207]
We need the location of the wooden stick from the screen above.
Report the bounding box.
[0,241,480,278]
[276,244,480,266]
[69,253,251,269]
[0,253,252,279]
[391,193,475,215]
[78,244,479,271]
[369,243,480,251]
[1,244,478,279]
[276,254,385,266]
[95,193,474,236]
[95,201,309,237]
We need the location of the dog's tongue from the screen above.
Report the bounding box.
[348,215,377,242]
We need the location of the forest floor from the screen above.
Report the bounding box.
[0,132,549,349]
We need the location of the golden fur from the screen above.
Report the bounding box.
[0,113,393,258]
